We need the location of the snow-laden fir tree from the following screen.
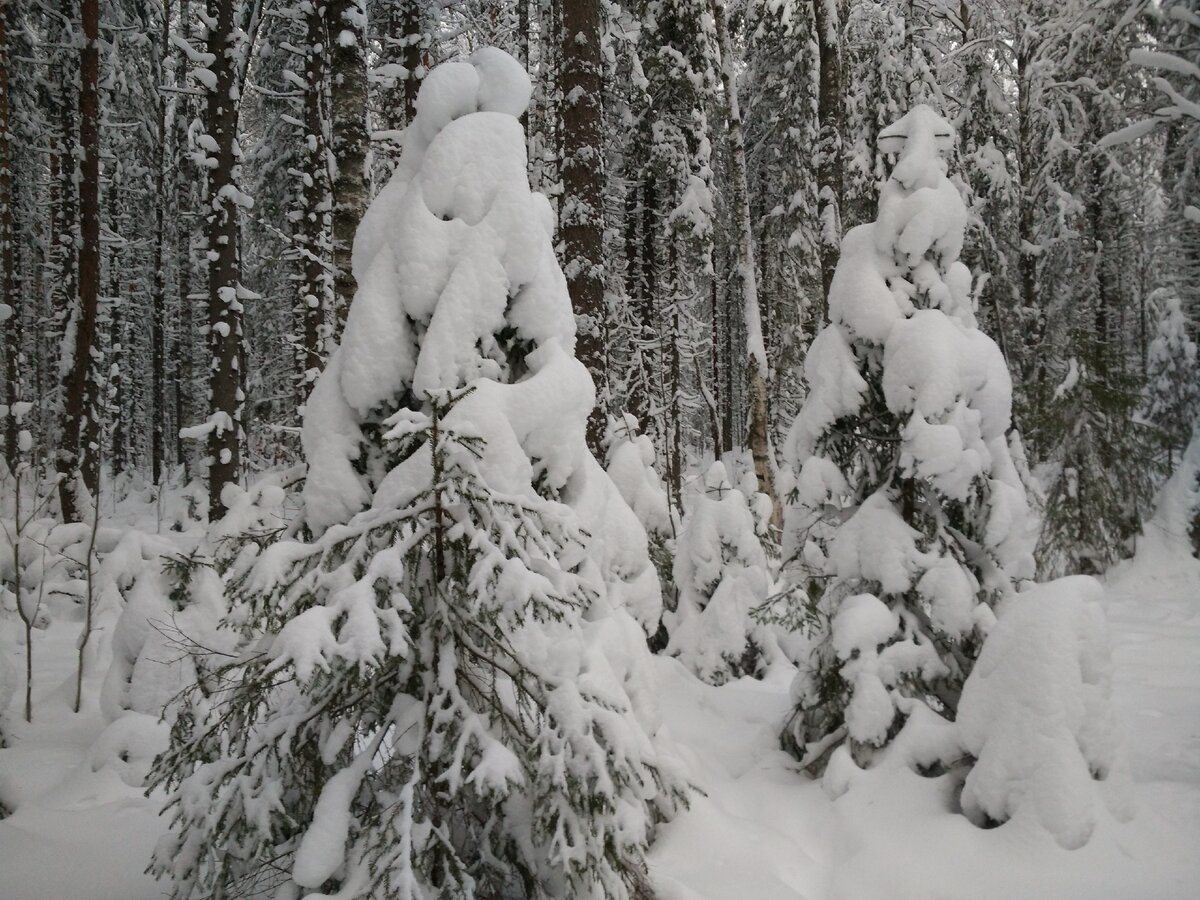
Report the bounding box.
[667,461,771,684]
[780,106,1033,770]
[149,48,685,900]
[1141,289,1199,469]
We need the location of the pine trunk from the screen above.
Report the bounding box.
[0,7,16,473]
[711,0,779,526]
[59,0,102,521]
[812,0,843,319]
[150,6,170,485]
[204,0,244,520]
[559,0,607,452]
[390,0,425,126]
[328,0,369,331]
[174,0,194,477]
[299,2,330,402]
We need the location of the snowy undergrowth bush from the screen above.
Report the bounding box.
[604,413,676,642]
[149,48,685,900]
[819,574,1131,851]
[781,106,1033,769]
[1142,424,1200,560]
[667,462,773,683]
[1,454,113,724]
[100,532,227,717]
[90,475,296,787]
[1141,290,1199,468]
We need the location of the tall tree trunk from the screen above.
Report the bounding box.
[1016,35,1038,320]
[706,273,722,456]
[668,236,683,509]
[517,0,530,68]
[59,0,103,521]
[559,0,607,452]
[711,0,779,525]
[52,46,78,517]
[107,171,125,476]
[109,301,125,474]
[812,0,843,320]
[389,0,425,127]
[299,1,330,402]
[0,7,17,473]
[328,0,369,332]
[174,0,194,478]
[203,0,245,520]
[150,3,170,485]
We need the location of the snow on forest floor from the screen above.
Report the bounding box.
[649,543,1200,899]
[1,503,1198,899]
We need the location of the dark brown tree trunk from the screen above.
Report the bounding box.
[328,0,370,332]
[708,273,721,455]
[1016,41,1038,318]
[721,263,734,455]
[204,0,244,520]
[0,7,17,473]
[299,1,330,402]
[632,173,657,429]
[517,0,530,67]
[668,237,682,509]
[559,0,607,452]
[391,0,425,125]
[58,0,102,521]
[150,4,170,485]
[812,0,843,320]
[174,0,194,478]
[1091,154,1113,383]
[109,297,125,475]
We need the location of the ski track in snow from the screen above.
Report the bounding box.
[1,521,1198,899]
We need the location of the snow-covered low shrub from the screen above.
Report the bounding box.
[958,576,1132,848]
[86,712,171,788]
[1143,424,1200,560]
[604,413,677,637]
[605,413,672,542]
[1140,290,1199,468]
[99,532,229,727]
[667,462,771,683]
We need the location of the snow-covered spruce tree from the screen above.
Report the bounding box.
[667,461,771,684]
[1141,290,1199,469]
[780,106,1033,770]
[149,48,685,900]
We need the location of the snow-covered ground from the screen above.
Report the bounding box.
[650,538,1200,900]
[1,509,1198,899]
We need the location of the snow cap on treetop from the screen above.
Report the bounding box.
[703,461,732,496]
[413,47,532,148]
[879,105,956,190]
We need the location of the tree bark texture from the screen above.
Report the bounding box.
[328,0,370,331]
[560,0,608,453]
[204,0,245,520]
